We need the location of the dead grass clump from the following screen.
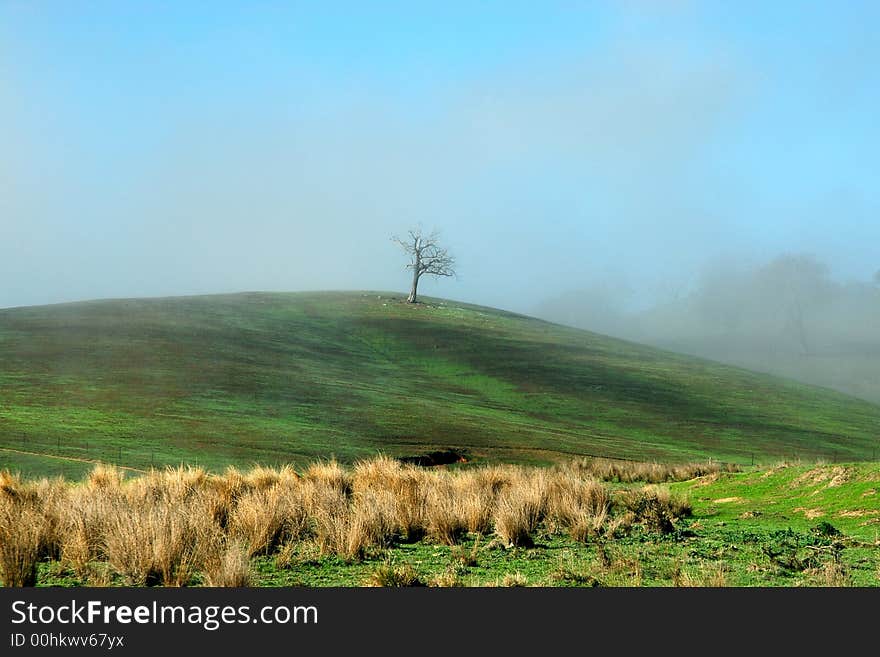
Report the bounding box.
[452,470,501,535]
[103,499,220,586]
[60,487,117,580]
[388,471,429,542]
[201,467,253,529]
[304,459,352,497]
[87,463,126,491]
[346,488,399,557]
[366,559,424,587]
[228,483,310,557]
[492,469,548,547]
[351,455,405,491]
[202,539,252,587]
[0,470,22,499]
[0,496,46,586]
[618,486,691,534]
[545,471,610,541]
[26,477,67,561]
[159,465,208,502]
[571,457,732,483]
[809,560,850,587]
[351,459,431,542]
[567,507,610,543]
[429,569,465,587]
[424,478,467,545]
[495,571,528,587]
[304,481,359,559]
[449,539,481,568]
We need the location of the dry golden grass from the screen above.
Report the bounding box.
[673,560,728,587]
[351,456,429,543]
[304,459,351,496]
[452,470,500,535]
[0,457,700,587]
[492,468,548,547]
[424,478,467,545]
[103,495,221,586]
[228,483,309,557]
[546,470,610,541]
[366,559,424,587]
[618,485,691,534]
[495,571,528,587]
[87,463,126,490]
[0,470,21,498]
[570,457,734,484]
[60,486,117,580]
[0,495,45,586]
[429,569,465,587]
[202,539,252,587]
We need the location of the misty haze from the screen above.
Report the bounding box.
[535,253,880,403]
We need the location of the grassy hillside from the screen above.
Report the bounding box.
[1,291,879,478]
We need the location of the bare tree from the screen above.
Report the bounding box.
[391,227,456,303]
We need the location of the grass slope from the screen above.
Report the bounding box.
[1,291,879,477]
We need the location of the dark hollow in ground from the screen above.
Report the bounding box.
[398,449,468,467]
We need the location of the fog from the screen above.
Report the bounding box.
[1,4,878,398]
[537,253,880,403]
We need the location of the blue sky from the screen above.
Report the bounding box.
[2,1,878,312]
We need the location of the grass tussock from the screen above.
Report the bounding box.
[490,467,550,547]
[228,483,309,557]
[103,499,221,586]
[366,559,424,587]
[0,495,45,586]
[618,485,691,534]
[424,478,468,545]
[203,540,252,587]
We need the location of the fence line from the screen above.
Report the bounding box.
[1,433,874,476]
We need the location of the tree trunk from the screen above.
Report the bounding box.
[408,268,420,303]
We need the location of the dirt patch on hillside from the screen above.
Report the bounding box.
[793,507,825,519]
[837,509,880,518]
[862,488,877,498]
[792,466,853,490]
[692,473,721,487]
[713,497,742,504]
[761,465,790,479]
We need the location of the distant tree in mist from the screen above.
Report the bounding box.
[391,227,456,303]
[754,254,832,356]
[672,253,834,355]
[534,254,880,403]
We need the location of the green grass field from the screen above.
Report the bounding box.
[1,291,879,479]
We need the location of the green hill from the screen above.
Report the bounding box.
[1,291,878,478]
